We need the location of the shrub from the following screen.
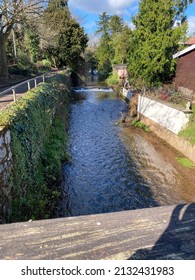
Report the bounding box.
[36,59,52,71]
[106,71,118,86]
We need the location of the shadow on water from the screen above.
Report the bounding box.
[129,203,195,260]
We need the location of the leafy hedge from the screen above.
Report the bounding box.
[0,71,71,222]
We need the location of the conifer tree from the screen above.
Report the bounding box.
[96,12,112,79]
[43,0,88,69]
[129,0,192,87]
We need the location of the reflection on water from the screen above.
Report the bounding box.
[63,88,189,216]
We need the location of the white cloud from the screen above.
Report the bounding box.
[69,0,138,15]
[108,0,136,9]
[188,16,195,35]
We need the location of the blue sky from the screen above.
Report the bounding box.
[69,0,195,37]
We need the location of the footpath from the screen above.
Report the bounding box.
[0,72,55,110]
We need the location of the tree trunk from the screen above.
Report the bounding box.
[0,32,8,80]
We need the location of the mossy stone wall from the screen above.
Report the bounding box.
[0,70,71,223]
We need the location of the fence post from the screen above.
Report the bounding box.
[28,81,30,91]
[34,78,37,88]
[43,75,45,84]
[12,88,16,102]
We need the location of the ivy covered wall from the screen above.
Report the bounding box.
[0,70,71,223]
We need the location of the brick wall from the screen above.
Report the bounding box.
[175,50,195,92]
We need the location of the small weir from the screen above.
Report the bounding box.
[62,87,194,216]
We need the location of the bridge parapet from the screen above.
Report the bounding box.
[0,204,195,260]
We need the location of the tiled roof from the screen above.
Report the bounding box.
[185,37,195,45]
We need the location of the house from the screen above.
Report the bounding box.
[185,36,195,46]
[173,44,195,93]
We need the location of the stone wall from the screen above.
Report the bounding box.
[0,126,12,223]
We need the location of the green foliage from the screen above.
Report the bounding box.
[96,12,111,36]
[96,13,131,80]
[106,71,118,86]
[176,157,195,168]
[0,71,71,222]
[36,59,52,71]
[179,106,195,144]
[128,0,189,87]
[85,49,98,74]
[109,15,124,34]
[132,120,150,132]
[95,13,133,80]
[43,0,88,69]
[25,26,40,63]
[17,50,37,75]
[111,26,133,65]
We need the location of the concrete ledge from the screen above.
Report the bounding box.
[0,204,195,260]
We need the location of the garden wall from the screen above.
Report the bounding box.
[137,95,190,134]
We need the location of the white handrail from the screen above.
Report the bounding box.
[0,73,48,101]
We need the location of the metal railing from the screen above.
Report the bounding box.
[0,73,47,102]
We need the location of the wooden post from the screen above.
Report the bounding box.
[42,75,45,84]
[12,88,16,102]
[34,78,37,88]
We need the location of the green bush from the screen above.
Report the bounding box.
[36,59,52,71]
[132,119,150,132]
[17,51,37,75]
[179,105,195,144]
[106,71,118,86]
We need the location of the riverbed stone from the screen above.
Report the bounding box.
[0,148,6,160]
[5,130,11,145]
[0,136,3,147]
[8,150,12,161]
[0,164,3,173]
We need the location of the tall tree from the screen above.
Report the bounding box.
[43,0,88,69]
[109,15,132,65]
[95,12,112,79]
[0,0,47,79]
[111,25,132,65]
[96,13,132,78]
[129,0,192,86]
[96,12,111,37]
[109,15,123,35]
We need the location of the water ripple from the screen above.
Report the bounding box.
[63,88,188,216]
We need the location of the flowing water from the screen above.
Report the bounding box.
[62,87,193,216]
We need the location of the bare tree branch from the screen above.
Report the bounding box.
[0,0,48,37]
